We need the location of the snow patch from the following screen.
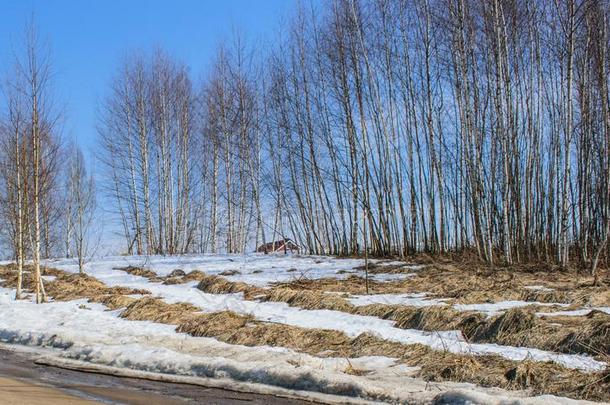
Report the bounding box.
[537,307,610,317]
[42,260,607,372]
[348,293,449,307]
[524,285,555,292]
[454,300,570,316]
[2,285,589,404]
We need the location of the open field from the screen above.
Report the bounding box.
[0,254,609,404]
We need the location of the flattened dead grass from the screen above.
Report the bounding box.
[412,350,610,401]
[263,288,354,312]
[469,308,553,348]
[407,263,609,307]
[0,264,62,292]
[356,304,482,335]
[167,299,610,402]
[272,275,407,295]
[0,264,150,303]
[556,310,610,357]
[46,273,150,302]
[271,262,608,308]
[355,262,416,275]
[179,313,352,354]
[4,261,608,400]
[177,311,252,338]
[196,274,264,297]
[120,297,199,324]
[90,294,138,310]
[191,270,610,357]
[114,266,162,282]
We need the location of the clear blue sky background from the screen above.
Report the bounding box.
[0,0,297,158]
[0,0,304,254]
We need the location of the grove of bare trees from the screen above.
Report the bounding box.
[2,0,610,290]
[0,23,97,301]
[96,0,610,277]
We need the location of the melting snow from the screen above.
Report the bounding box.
[39,257,607,372]
[524,285,555,292]
[454,300,570,316]
[0,286,601,404]
[348,293,449,307]
[537,307,610,317]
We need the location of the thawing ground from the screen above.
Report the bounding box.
[0,254,608,404]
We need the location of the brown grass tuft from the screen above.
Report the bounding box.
[218,269,241,276]
[263,288,354,312]
[181,270,208,282]
[120,297,199,324]
[556,310,610,356]
[168,269,186,277]
[470,309,543,345]
[196,274,263,297]
[89,294,138,310]
[114,265,162,282]
[356,304,473,332]
[44,273,149,302]
[177,311,351,355]
[177,311,253,339]
[272,275,407,295]
[163,270,211,285]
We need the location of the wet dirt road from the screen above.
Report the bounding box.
[0,348,315,404]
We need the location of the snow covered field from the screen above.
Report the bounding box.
[42,254,414,286]
[0,254,608,404]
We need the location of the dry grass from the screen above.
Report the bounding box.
[191,270,610,358]
[271,275,409,295]
[556,310,610,357]
[45,273,150,302]
[193,271,610,358]
[263,288,354,312]
[181,270,208,282]
[274,262,608,308]
[469,308,555,348]
[355,262,415,275]
[218,269,241,276]
[356,304,482,336]
[196,274,264,297]
[406,263,610,307]
[113,266,162,282]
[163,270,208,285]
[173,307,610,402]
[168,269,186,277]
[120,297,199,324]
[460,308,610,358]
[0,264,150,303]
[0,264,62,291]
[177,311,253,338]
[182,315,352,354]
[411,349,610,401]
[89,294,138,310]
[4,261,608,400]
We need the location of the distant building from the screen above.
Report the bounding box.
[256,239,300,254]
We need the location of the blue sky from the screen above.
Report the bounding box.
[0,0,297,157]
